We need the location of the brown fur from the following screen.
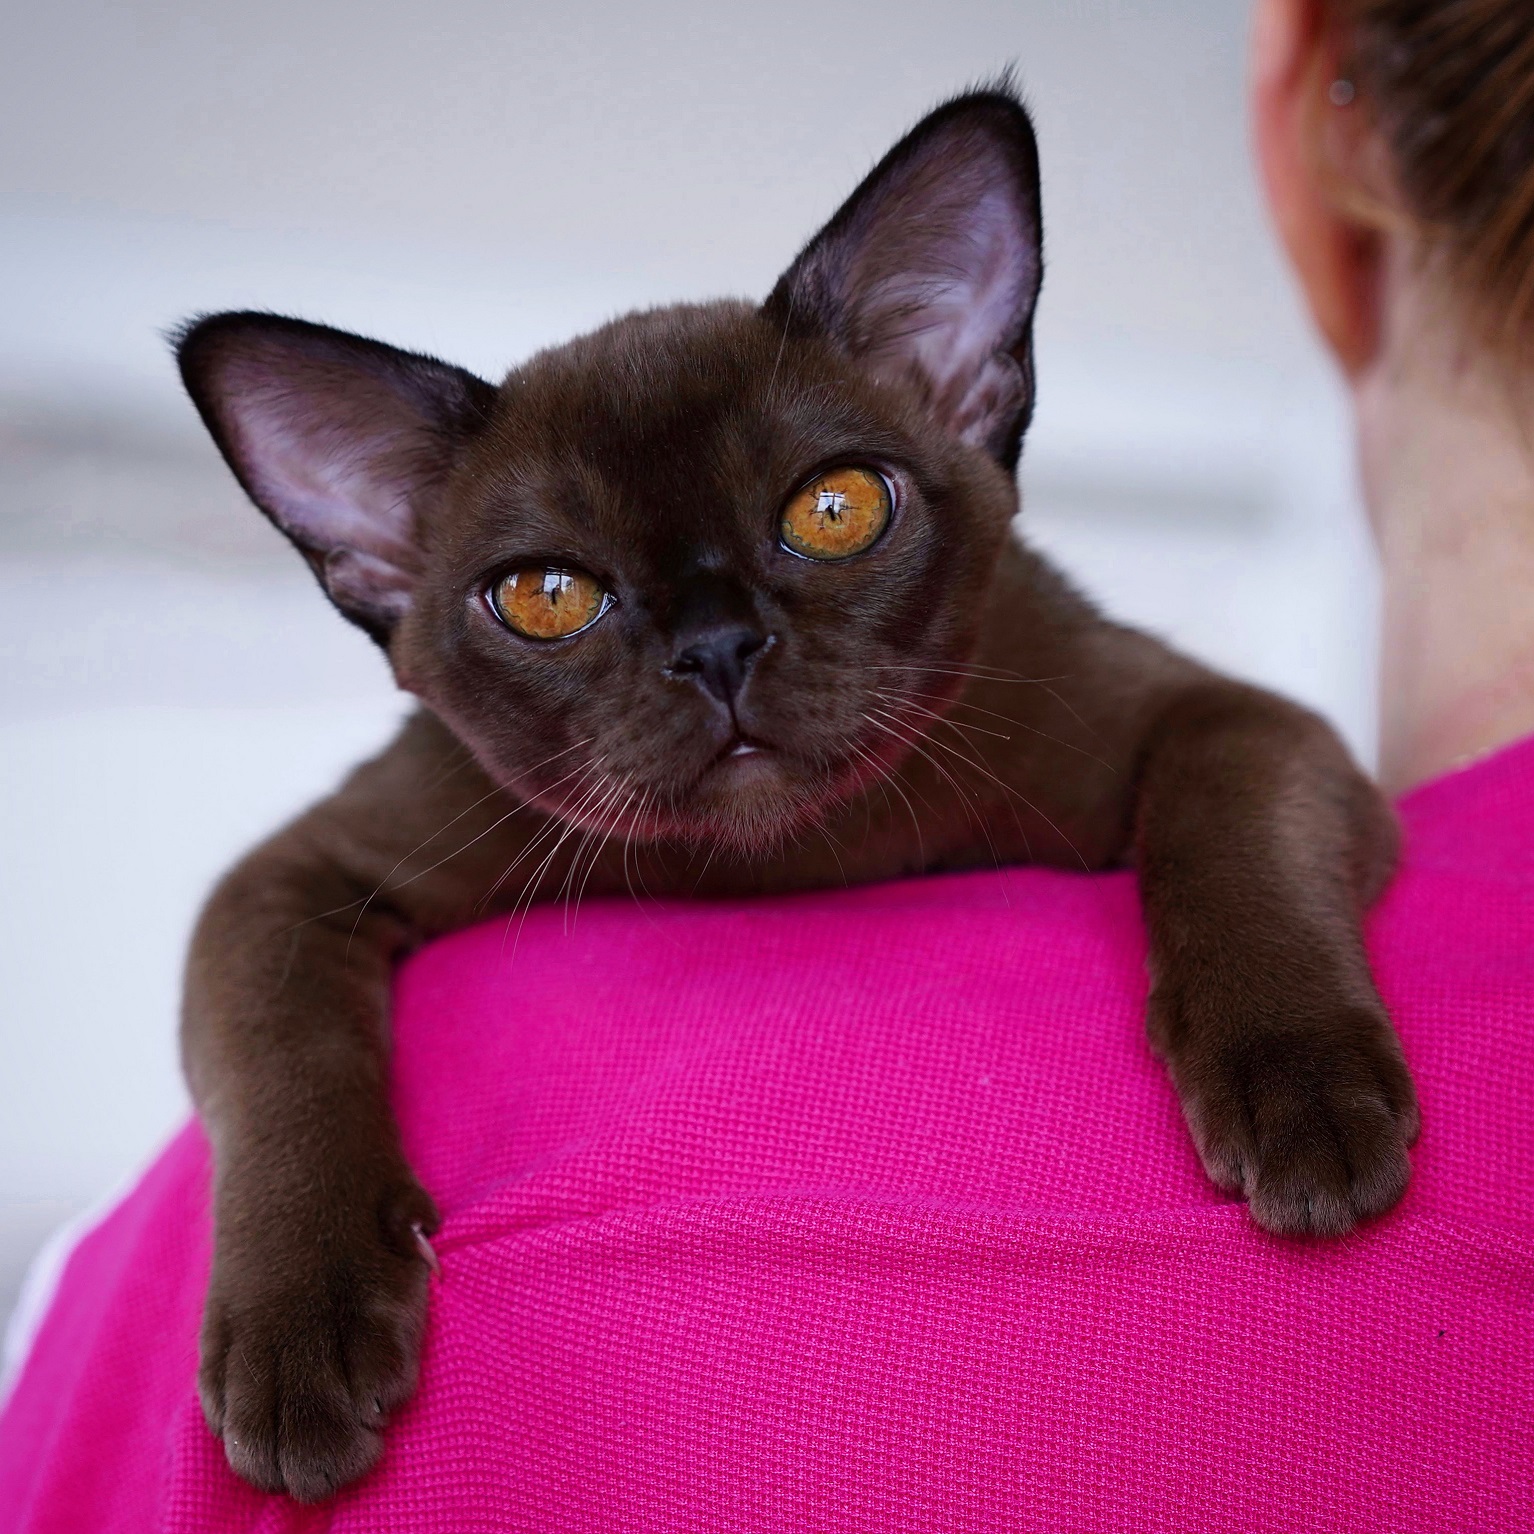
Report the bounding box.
[174,89,1417,1500]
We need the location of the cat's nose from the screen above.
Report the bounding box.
[669,624,768,708]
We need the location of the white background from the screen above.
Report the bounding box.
[0,0,1376,1327]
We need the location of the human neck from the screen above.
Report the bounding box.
[1355,292,1534,794]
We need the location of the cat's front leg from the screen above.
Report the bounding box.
[183,841,440,1502]
[1134,681,1420,1235]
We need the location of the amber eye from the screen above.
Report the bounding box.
[780,466,892,560]
[490,566,609,639]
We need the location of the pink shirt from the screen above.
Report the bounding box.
[3,736,1531,1532]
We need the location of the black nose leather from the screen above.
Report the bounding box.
[670,624,767,707]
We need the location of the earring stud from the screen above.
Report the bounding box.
[1329,78,1356,107]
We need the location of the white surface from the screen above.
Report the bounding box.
[0,634,408,1209]
[0,0,1303,379]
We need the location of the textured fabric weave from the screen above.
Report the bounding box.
[3,738,1532,1531]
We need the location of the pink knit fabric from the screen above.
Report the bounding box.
[4,738,1532,1532]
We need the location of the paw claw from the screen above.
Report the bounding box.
[411,1222,440,1275]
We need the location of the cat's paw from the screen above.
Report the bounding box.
[1165,1008,1419,1236]
[198,1176,439,1502]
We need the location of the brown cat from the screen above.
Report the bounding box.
[175,87,1417,1501]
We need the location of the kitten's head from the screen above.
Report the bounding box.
[178,88,1042,853]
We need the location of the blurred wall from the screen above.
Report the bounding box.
[0,0,1374,1332]
[2,0,1306,374]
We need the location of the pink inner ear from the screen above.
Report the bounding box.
[908,186,1035,388]
[224,371,422,571]
[324,548,416,623]
[201,340,456,630]
[852,168,1038,430]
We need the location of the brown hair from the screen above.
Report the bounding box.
[1331,1,1534,353]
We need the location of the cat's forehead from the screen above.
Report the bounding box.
[466,301,920,521]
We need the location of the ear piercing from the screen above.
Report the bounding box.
[1329,78,1356,107]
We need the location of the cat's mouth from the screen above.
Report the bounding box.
[715,733,772,764]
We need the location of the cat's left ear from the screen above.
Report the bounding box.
[763,86,1043,468]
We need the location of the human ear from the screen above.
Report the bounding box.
[1251,0,1386,377]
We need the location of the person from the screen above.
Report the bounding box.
[2,2,1529,1527]
[1255,0,1534,793]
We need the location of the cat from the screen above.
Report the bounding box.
[175,86,1418,1501]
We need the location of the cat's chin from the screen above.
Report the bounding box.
[704,740,782,789]
[605,745,850,860]
[677,747,819,853]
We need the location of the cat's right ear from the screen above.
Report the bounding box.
[176,312,496,642]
